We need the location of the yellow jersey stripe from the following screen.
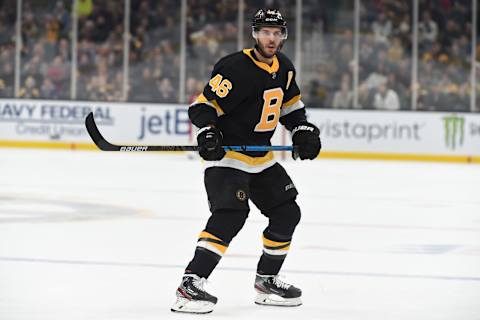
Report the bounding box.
[192,93,225,116]
[242,49,279,74]
[210,99,225,116]
[282,94,301,108]
[225,151,274,166]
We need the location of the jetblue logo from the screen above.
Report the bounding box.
[138,108,190,140]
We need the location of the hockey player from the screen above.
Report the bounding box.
[171,9,321,314]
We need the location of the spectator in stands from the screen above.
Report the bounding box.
[186,76,204,104]
[86,74,113,101]
[373,80,400,111]
[110,71,124,101]
[41,78,58,99]
[0,80,10,98]
[0,79,6,97]
[396,14,411,45]
[388,37,405,62]
[19,76,40,99]
[22,55,44,86]
[332,74,353,109]
[46,56,68,96]
[419,11,438,45]
[54,1,71,36]
[371,13,392,44]
[306,70,331,108]
[0,60,14,96]
[157,78,175,103]
[131,68,158,102]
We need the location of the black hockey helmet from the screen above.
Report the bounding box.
[252,9,288,40]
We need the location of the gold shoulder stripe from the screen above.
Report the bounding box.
[193,93,225,116]
[210,99,225,116]
[195,93,208,103]
[242,49,279,74]
[282,94,301,108]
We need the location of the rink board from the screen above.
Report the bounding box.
[0,99,478,163]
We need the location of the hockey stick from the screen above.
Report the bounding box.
[85,112,295,152]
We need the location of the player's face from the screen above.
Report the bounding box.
[256,27,283,58]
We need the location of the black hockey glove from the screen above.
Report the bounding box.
[291,121,321,160]
[196,126,226,161]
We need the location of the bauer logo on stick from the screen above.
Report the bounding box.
[120,146,148,151]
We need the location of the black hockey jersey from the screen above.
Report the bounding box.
[189,48,307,172]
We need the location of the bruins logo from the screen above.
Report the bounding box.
[236,190,247,201]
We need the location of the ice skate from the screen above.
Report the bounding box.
[171,274,217,314]
[254,274,302,307]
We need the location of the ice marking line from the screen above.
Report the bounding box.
[1,256,480,282]
[144,217,480,233]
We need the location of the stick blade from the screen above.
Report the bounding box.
[85,112,119,151]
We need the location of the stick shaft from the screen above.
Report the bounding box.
[85,113,295,152]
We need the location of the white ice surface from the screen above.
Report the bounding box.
[0,149,479,320]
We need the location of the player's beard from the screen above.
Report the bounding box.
[256,40,280,59]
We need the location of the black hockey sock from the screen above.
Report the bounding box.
[185,230,229,278]
[186,247,221,278]
[256,234,291,275]
[256,252,287,275]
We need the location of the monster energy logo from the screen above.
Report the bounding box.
[442,114,465,149]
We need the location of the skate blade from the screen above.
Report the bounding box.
[255,293,302,307]
[171,297,215,314]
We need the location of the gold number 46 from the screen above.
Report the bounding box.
[209,74,233,98]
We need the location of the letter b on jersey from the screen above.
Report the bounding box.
[254,88,284,132]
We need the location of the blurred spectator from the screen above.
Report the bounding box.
[306,69,334,108]
[41,78,58,99]
[0,79,6,97]
[131,68,158,102]
[19,76,40,98]
[55,1,71,36]
[373,80,400,111]
[418,11,438,45]
[157,78,176,103]
[186,76,204,104]
[332,74,353,108]
[0,61,14,97]
[46,56,68,95]
[371,13,392,44]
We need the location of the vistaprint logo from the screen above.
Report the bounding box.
[442,114,465,150]
[317,120,423,142]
